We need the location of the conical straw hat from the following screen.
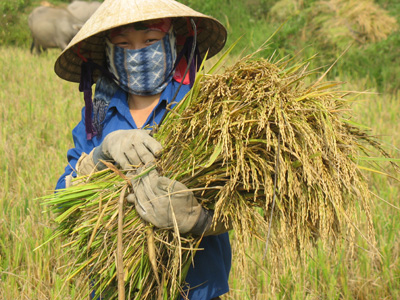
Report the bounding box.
[54,0,227,82]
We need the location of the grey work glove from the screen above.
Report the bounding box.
[127,169,210,234]
[93,129,162,170]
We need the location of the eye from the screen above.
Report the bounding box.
[144,30,166,45]
[145,38,160,44]
[115,41,129,47]
[110,36,129,47]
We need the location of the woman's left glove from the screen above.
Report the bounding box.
[75,129,162,176]
[92,129,162,170]
[127,169,211,235]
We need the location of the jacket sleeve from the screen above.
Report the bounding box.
[191,208,233,236]
[55,107,96,190]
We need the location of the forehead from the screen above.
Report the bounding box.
[109,18,172,38]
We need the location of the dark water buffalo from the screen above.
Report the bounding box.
[28,6,84,54]
[67,1,102,23]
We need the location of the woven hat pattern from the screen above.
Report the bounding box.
[54,0,227,82]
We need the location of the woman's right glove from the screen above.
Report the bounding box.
[76,129,162,175]
[127,169,232,236]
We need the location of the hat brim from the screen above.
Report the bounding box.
[54,0,227,83]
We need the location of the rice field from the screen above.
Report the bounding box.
[0,46,399,299]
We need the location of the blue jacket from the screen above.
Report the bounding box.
[56,79,231,300]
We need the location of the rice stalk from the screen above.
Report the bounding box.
[41,168,197,299]
[154,52,394,269]
[41,49,396,298]
[308,0,398,47]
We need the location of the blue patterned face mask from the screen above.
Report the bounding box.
[105,29,176,96]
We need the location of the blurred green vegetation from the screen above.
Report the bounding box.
[191,0,399,93]
[0,0,33,46]
[1,0,399,92]
[0,0,72,47]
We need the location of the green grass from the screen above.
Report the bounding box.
[1,45,400,299]
[0,48,82,299]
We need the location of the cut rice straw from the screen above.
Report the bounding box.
[39,41,399,298]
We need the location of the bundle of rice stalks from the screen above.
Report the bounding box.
[42,49,391,299]
[308,0,398,47]
[155,52,389,260]
[43,169,198,299]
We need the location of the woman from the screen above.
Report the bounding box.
[54,0,231,299]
